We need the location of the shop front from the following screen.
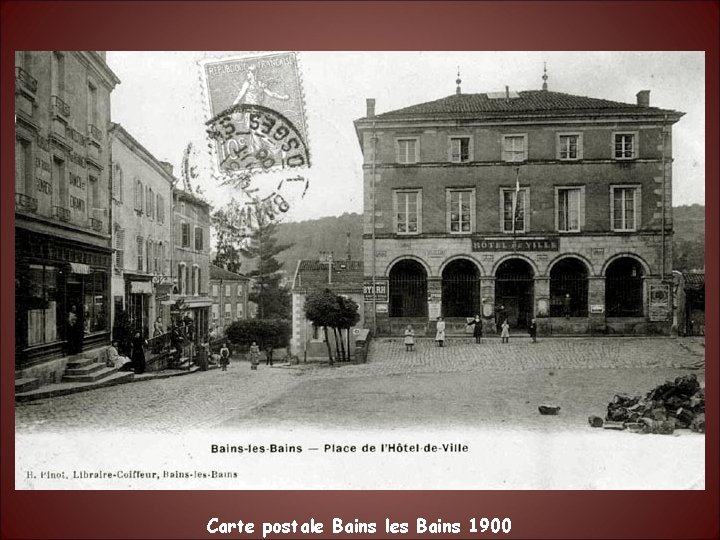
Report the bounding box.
[15,229,111,370]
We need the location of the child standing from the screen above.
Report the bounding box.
[501,319,510,344]
[404,325,415,352]
[219,343,230,371]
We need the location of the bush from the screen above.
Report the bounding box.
[225,319,291,350]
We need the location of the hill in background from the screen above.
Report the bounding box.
[219,205,705,278]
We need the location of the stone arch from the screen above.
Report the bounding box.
[385,255,432,278]
[491,253,539,277]
[601,252,651,277]
[549,256,590,317]
[547,253,595,277]
[605,256,646,318]
[438,254,485,277]
[388,258,428,318]
[441,257,482,317]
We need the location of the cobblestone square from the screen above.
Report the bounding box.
[16,337,705,433]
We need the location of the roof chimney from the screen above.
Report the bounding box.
[505,85,510,99]
[636,90,650,107]
[366,98,376,118]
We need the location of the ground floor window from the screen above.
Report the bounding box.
[549,258,589,317]
[389,260,427,317]
[606,257,644,317]
[84,270,108,334]
[24,264,61,346]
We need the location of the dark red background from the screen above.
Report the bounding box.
[1,1,718,538]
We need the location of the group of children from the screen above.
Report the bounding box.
[403,316,538,351]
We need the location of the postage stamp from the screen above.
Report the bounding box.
[200,52,310,177]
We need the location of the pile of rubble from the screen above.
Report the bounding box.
[589,374,705,435]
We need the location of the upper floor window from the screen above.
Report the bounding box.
[237,303,243,319]
[393,189,421,235]
[212,284,219,297]
[611,186,640,231]
[225,284,232,297]
[447,189,475,233]
[134,178,143,213]
[146,186,154,219]
[181,222,190,248]
[556,187,584,232]
[501,188,528,233]
[502,134,527,162]
[156,194,164,223]
[557,133,582,161]
[224,303,232,320]
[613,132,637,160]
[146,239,153,274]
[136,236,144,271]
[237,284,243,297]
[114,225,125,270]
[194,226,204,251]
[396,138,418,164]
[449,136,471,163]
[112,163,123,202]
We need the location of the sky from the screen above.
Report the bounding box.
[106,51,705,222]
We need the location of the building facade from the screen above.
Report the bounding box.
[109,124,175,338]
[172,189,212,342]
[291,259,365,360]
[15,51,120,379]
[209,264,251,336]
[354,84,683,336]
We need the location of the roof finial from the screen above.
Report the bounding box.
[542,62,548,91]
[456,66,462,95]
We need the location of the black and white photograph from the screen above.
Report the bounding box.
[14,51,705,490]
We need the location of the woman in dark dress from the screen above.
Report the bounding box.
[130,331,147,374]
[469,314,483,344]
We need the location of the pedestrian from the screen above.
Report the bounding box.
[66,304,83,354]
[249,341,260,370]
[265,344,274,366]
[153,316,164,337]
[563,293,571,319]
[404,325,415,352]
[501,319,510,344]
[130,330,147,374]
[435,316,446,348]
[469,314,483,344]
[219,343,230,371]
[529,318,538,343]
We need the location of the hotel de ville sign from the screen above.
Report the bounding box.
[471,237,559,252]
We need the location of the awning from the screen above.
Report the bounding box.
[69,262,91,274]
[130,281,153,295]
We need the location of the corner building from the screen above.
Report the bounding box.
[354,85,683,336]
[15,51,119,378]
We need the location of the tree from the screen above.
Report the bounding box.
[304,288,340,365]
[211,207,244,274]
[211,199,293,318]
[337,296,360,361]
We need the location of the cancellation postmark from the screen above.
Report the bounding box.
[200,52,310,177]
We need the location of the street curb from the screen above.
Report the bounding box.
[16,366,203,403]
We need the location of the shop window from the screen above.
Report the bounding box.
[24,264,60,346]
[84,271,108,334]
